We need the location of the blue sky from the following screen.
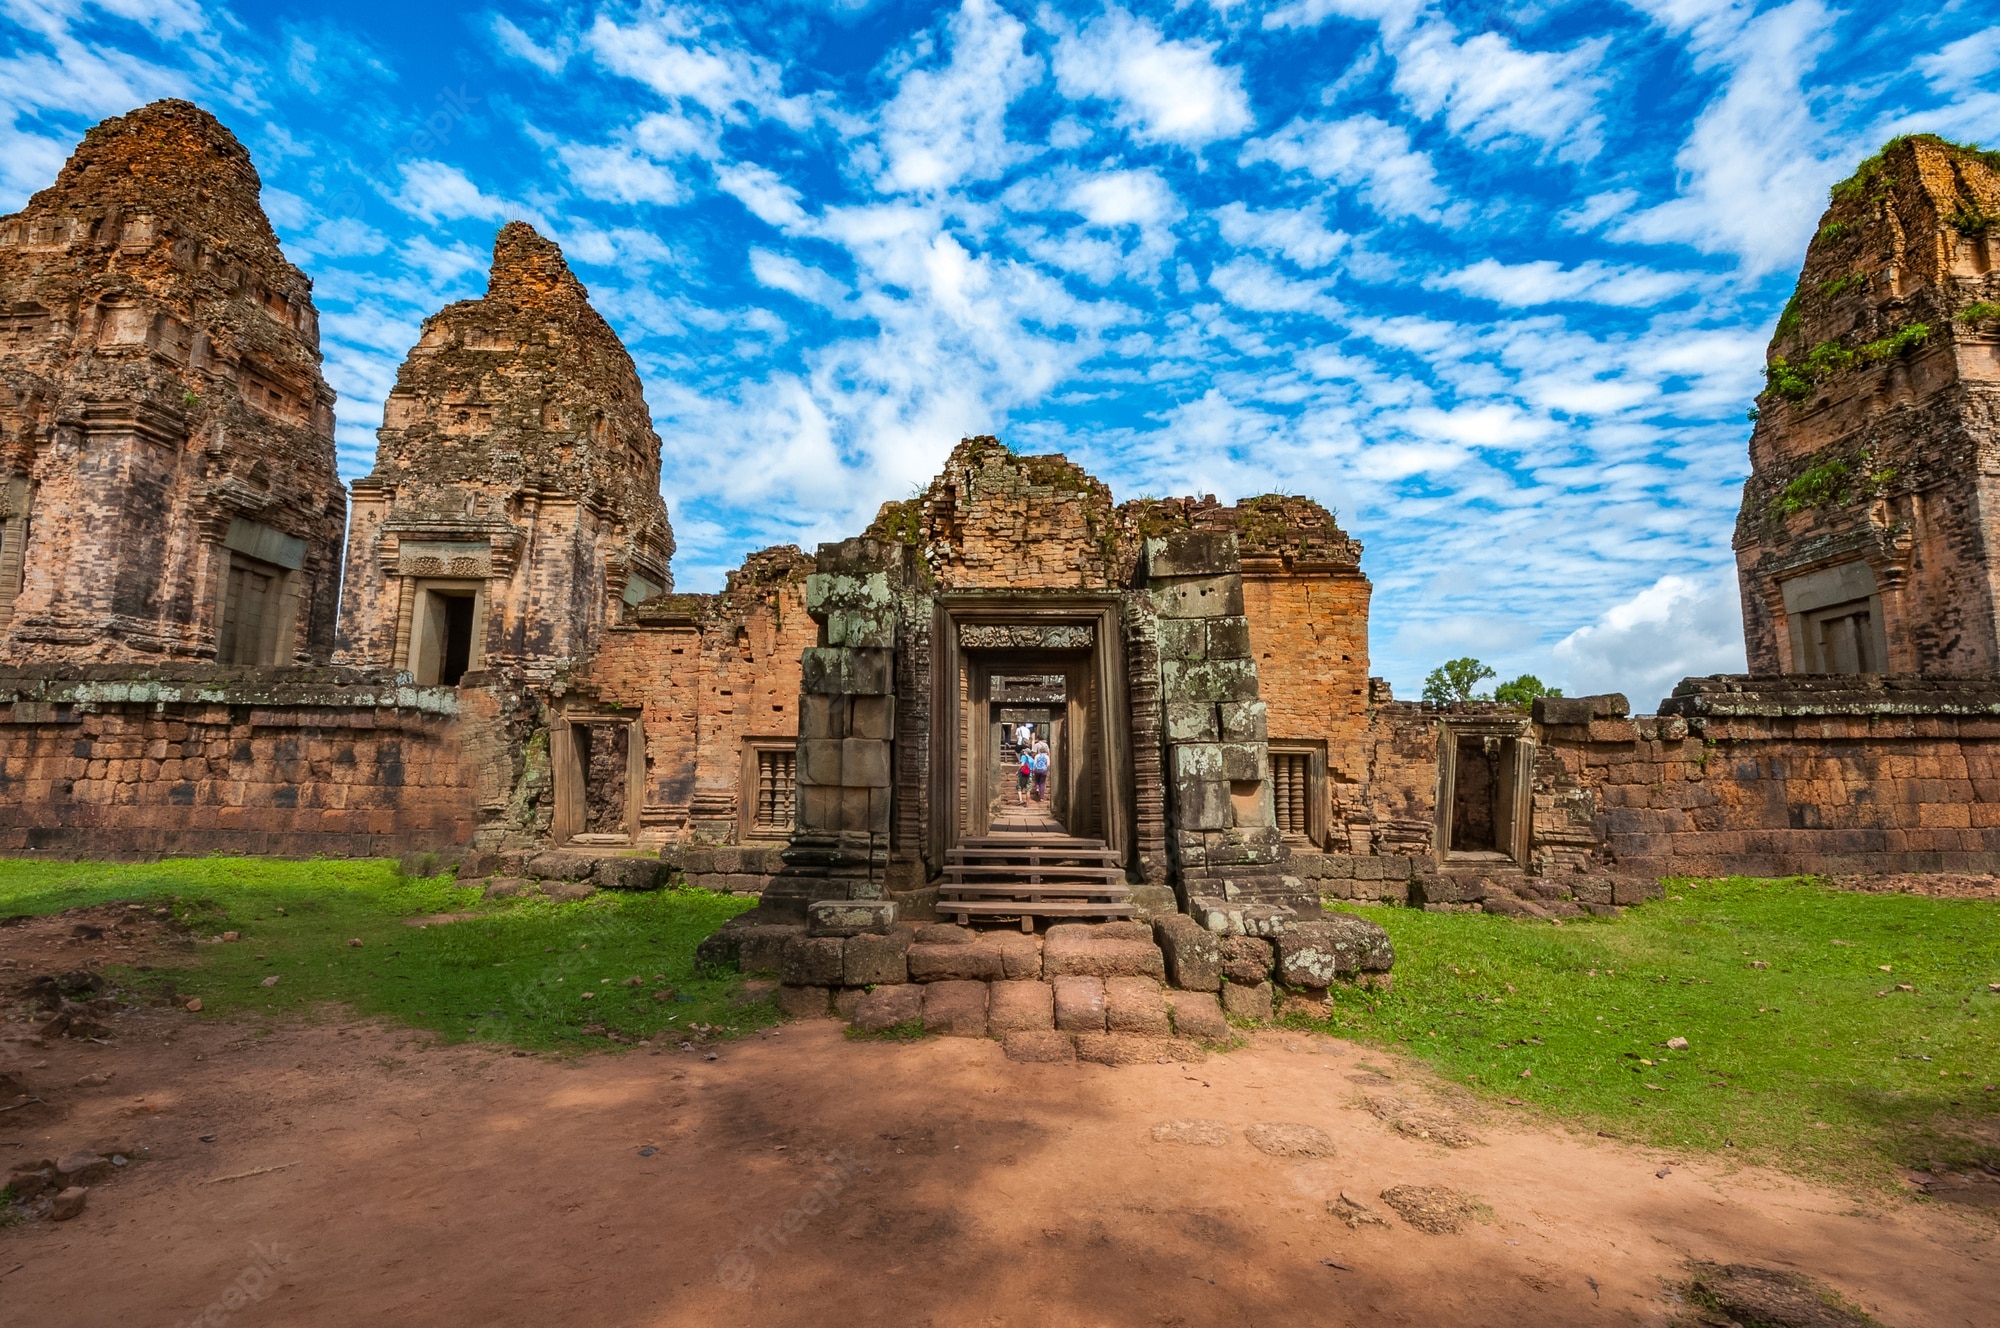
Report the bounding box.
[3,1,1995,701]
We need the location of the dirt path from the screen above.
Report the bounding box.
[3,995,1992,1327]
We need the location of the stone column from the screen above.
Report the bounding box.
[1144,531,1306,911]
[764,537,902,920]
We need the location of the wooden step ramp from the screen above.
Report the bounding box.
[938,834,1135,930]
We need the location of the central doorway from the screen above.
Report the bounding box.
[928,597,1132,872]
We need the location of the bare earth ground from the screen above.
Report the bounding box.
[3,917,1996,1327]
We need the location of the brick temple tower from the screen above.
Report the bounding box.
[335,222,674,684]
[0,100,345,664]
[1735,134,2000,676]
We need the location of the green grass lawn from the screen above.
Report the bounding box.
[1303,877,2000,1186]
[0,857,770,1050]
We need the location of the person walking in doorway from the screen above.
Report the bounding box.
[1031,740,1051,804]
[1016,744,1032,805]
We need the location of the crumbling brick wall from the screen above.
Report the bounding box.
[1534,677,2000,877]
[0,666,477,859]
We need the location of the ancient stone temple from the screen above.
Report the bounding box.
[0,100,345,664]
[335,221,674,685]
[1736,134,2000,676]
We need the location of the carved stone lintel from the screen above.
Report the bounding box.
[957,622,1093,650]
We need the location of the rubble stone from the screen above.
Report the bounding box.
[987,980,1055,1033]
[850,983,922,1033]
[1153,914,1221,991]
[1104,976,1172,1035]
[1052,975,1108,1032]
[1221,980,1274,1022]
[920,980,989,1037]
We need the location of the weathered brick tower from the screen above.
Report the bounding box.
[1736,134,2000,675]
[336,222,674,684]
[0,100,345,663]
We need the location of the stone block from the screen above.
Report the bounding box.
[1204,617,1252,659]
[1219,935,1275,984]
[921,980,989,1036]
[987,980,1055,1033]
[908,942,1004,982]
[541,880,597,903]
[1275,915,1395,988]
[1532,697,1595,726]
[986,931,1043,980]
[849,696,894,740]
[483,877,532,899]
[781,935,847,987]
[592,857,663,891]
[1052,974,1107,1031]
[526,849,595,881]
[1411,874,1487,906]
[1192,897,1297,937]
[1171,742,1224,782]
[800,648,852,696]
[1153,575,1247,620]
[1104,976,1172,1035]
[1220,743,1264,782]
[850,983,923,1033]
[808,899,897,937]
[1159,657,1259,700]
[1003,1031,1076,1063]
[800,738,842,787]
[1166,990,1230,1041]
[1154,914,1222,991]
[915,923,976,945]
[799,693,841,739]
[1164,701,1219,743]
[1157,619,1207,661]
[842,738,891,788]
[1611,876,1662,906]
[1144,531,1238,578]
[1221,980,1274,1022]
[846,648,894,697]
[1042,926,1166,980]
[1174,778,1232,832]
[1075,1033,1200,1065]
[1217,700,1267,742]
[736,924,808,975]
[776,985,833,1019]
[843,929,912,985]
[834,987,864,1020]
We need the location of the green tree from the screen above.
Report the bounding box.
[1493,674,1562,707]
[1422,657,1496,705]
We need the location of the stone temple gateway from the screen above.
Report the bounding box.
[6,105,2000,991]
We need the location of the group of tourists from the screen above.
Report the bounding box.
[1012,722,1051,804]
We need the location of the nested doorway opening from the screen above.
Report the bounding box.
[1434,722,1533,867]
[929,597,1133,872]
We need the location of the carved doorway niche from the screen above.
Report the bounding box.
[551,709,645,844]
[1433,716,1532,869]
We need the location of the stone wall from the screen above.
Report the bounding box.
[1534,676,2000,878]
[590,545,814,844]
[0,666,477,859]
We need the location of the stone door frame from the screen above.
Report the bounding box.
[1433,715,1533,869]
[929,595,1132,867]
[550,709,646,843]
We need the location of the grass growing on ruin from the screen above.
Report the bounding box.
[1295,878,2000,1186]
[0,857,772,1050]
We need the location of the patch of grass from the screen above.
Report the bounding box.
[0,1184,21,1228]
[1959,301,2000,326]
[1772,456,1852,514]
[1290,878,2000,1187]
[0,857,768,1051]
[1859,322,1931,362]
[1815,220,1852,244]
[845,1018,925,1042]
[1817,272,1866,300]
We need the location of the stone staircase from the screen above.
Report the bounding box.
[937,834,1136,930]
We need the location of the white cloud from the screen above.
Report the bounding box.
[1390,21,1608,161]
[876,0,1040,194]
[556,141,686,206]
[1209,256,1337,313]
[1241,114,1450,222]
[1611,0,1842,274]
[492,15,571,75]
[1917,29,2000,91]
[389,160,509,223]
[749,247,855,312]
[1214,201,1348,268]
[1554,568,1747,705]
[1052,7,1254,148]
[715,162,810,230]
[1426,258,1695,308]
[586,7,811,129]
